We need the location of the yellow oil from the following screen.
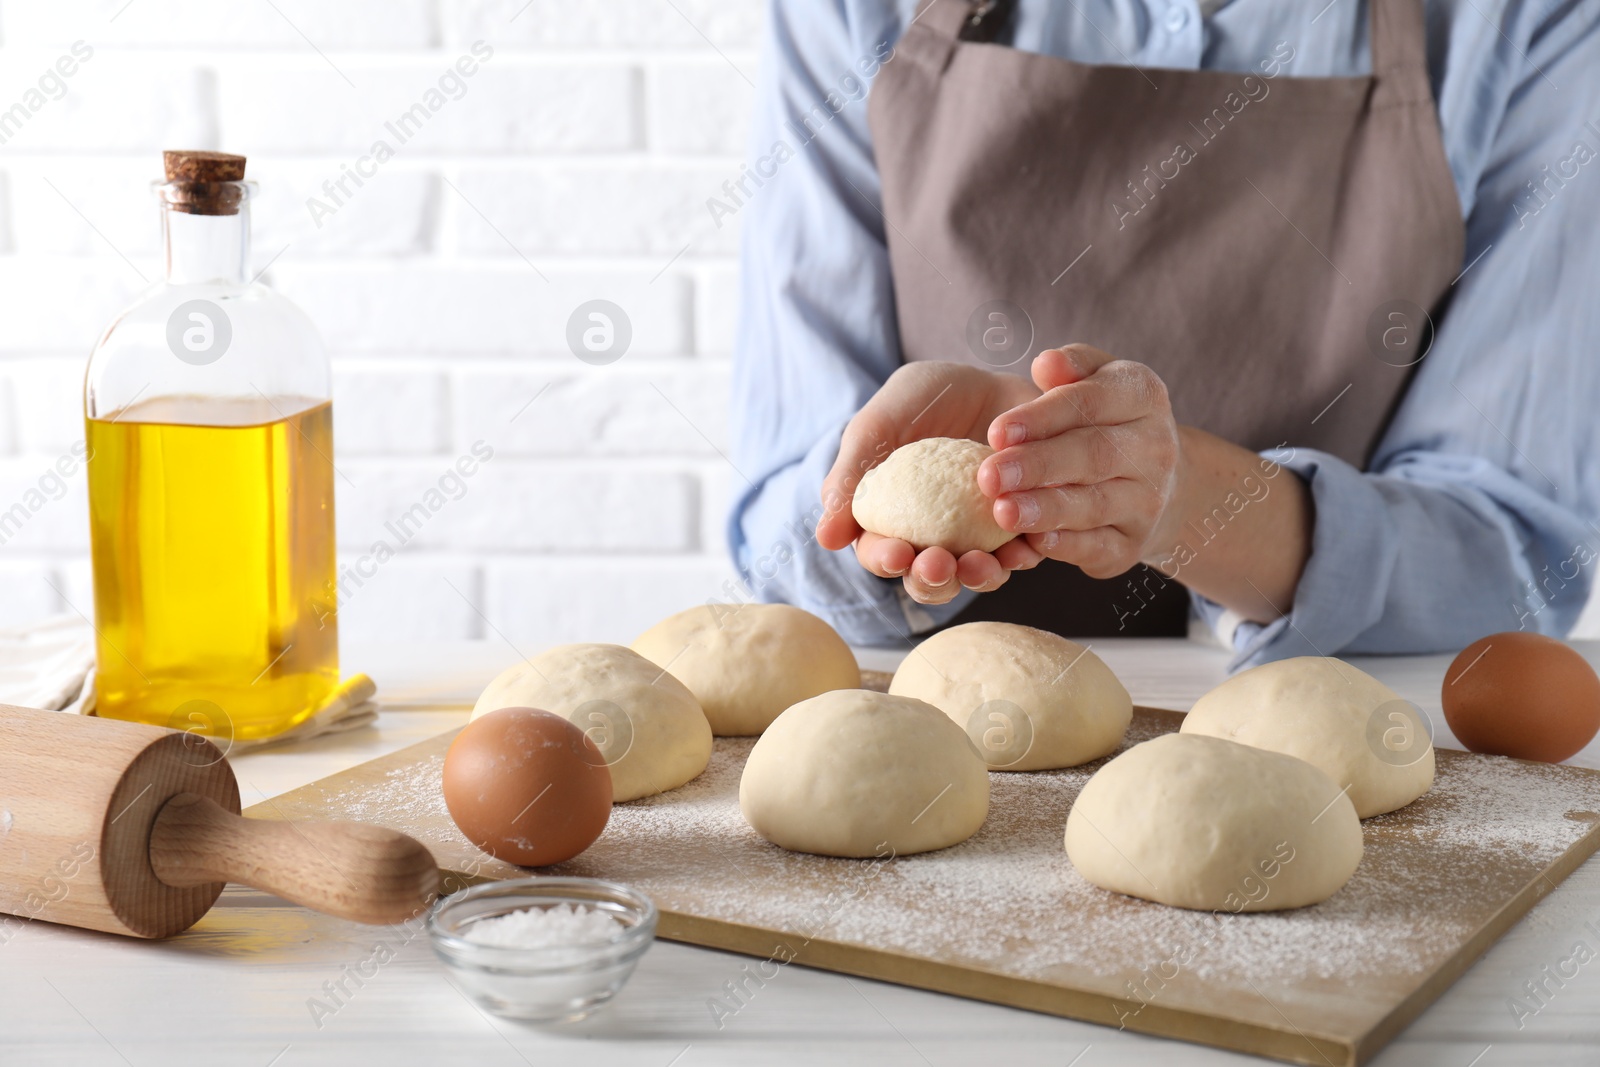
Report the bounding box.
[86,396,338,742]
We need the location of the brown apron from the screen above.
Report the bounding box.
[867,0,1464,637]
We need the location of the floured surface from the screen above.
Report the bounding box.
[253,708,1600,1064]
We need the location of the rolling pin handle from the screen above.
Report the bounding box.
[149,793,441,925]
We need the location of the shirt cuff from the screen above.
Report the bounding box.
[1192,447,1397,670]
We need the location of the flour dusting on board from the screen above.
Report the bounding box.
[278,709,1600,1038]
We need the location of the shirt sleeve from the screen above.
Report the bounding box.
[725,0,974,644]
[1198,4,1600,668]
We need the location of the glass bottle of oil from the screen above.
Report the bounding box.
[84,150,337,742]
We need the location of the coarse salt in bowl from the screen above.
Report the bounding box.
[427,877,657,1021]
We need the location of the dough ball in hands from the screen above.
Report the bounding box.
[1065,733,1363,912]
[851,437,1012,554]
[1180,656,1434,818]
[472,644,712,802]
[890,621,1131,770]
[631,603,861,736]
[739,690,989,857]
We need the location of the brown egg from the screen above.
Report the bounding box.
[1441,632,1600,763]
[443,707,612,867]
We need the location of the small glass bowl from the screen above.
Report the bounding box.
[427,876,657,1022]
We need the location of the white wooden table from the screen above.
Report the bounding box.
[4,638,1600,1066]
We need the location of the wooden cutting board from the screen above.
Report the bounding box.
[248,699,1600,1066]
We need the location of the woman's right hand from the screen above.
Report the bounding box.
[817,361,1045,604]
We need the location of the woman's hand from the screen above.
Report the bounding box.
[978,345,1185,579]
[822,346,1311,623]
[817,361,1043,604]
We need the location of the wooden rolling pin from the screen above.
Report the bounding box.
[0,703,440,939]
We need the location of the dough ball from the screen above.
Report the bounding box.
[852,437,1011,554]
[889,621,1130,770]
[632,603,860,736]
[739,690,989,857]
[1180,656,1434,818]
[1065,733,1363,912]
[472,644,712,802]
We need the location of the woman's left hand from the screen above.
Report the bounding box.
[980,345,1185,578]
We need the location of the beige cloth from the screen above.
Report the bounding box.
[0,614,378,751]
[0,614,96,713]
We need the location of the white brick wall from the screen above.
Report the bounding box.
[0,0,756,643]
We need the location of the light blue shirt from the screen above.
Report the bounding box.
[727,0,1600,667]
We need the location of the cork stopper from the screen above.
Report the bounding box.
[160,150,248,215]
[164,150,246,183]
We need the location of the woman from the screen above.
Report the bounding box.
[728,0,1600,666]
